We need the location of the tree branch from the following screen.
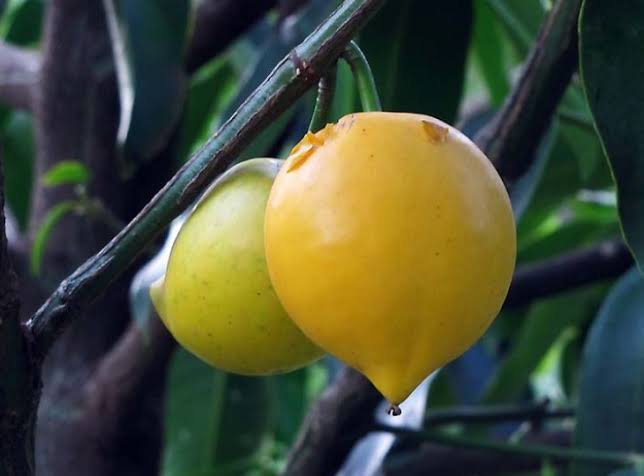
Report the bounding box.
[383,431,572,476]
[423,401,573,427]
[186,0,278,73]
[26,0,386,358]
[0,160,40,476]
[82,315,175,440]
[0,41,39,111]
[475,0,582,181]
[505,239,633,308]
[283,367,382,476]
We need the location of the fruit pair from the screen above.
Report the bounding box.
[150,112,516,406]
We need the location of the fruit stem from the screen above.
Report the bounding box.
[387,404,402,416]
[308,65,337,132]
[372,424,644,468]
[341,40,382,112]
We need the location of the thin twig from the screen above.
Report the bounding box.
[425,402,574,427]
[373,424,643,469]
[475,0,583,181]
[506,239,633,308]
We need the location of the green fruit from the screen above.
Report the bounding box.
[150,158,323,375]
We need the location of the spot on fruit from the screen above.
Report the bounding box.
[422,120,449,144]
[337,114,356,131]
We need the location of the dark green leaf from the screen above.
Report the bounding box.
[579,0,644,270]
[0,0,43,46]
[1,111,34,229]
[510,125,555,221]
[485,0,544,58]
[30,201,78,275]
[162,349,272,476]
[610,469,644,476]
[572,268,644,476]
[268,363,328,446]
[42,160,90,187]
[177,57,238,162]
[360,0,473,123]
[217,0,333,163]
[107,0,190,169]
[482,287,602,403]
[559,331,582,400]
[329,60,356,123]
[473,0,510,106]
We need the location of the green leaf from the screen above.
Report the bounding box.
[329,60,356,123]
[360,0,473,123]
[1,111,34,229]
[30,201,78,275]
[482,287,603,403]
[0,0,43,46]
[106,0,190,170]
[268,363,328,446]
[572,268,644,476]
[162,349,272,476]
[209,0,334,164]
[473,0,510,105]
[579,0,644,270]
[510,125,555,222]
[42,160,90,187]
[177,57,238,162]
[610,469,644,476]
[485,0,545,58]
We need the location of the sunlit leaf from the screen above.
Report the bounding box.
[30,201,78,275]
[42,160,90,187]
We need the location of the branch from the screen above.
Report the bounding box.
[374,425,642,469]
[383,431,572,476]
[27,0,386,355]
[424,401,573,427]
[505,239,633,308]
[0,41,39,111]
[83,315,175,436]
[283,367,382,476]
[0,160,39,476]
[475,0,582,181]
[186,0,278,73]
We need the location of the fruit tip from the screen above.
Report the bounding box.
[387,404,402,416]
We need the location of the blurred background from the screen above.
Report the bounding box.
[1,0,638,475]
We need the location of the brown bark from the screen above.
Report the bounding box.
[31,1,166,474]
[0,161,40,476]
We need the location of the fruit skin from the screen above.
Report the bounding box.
[264,112,516,404]
[150,158,323,375]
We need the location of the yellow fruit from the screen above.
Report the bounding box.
[150,158,323,375]
[264,112,516,404]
